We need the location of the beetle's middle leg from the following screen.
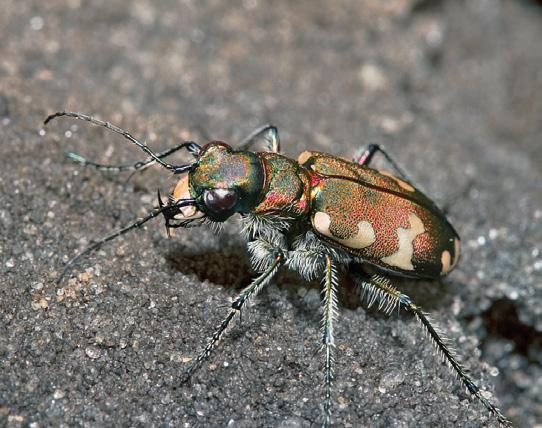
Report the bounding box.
[238,124,281,153]
[350,271,512,427]
[287,247,340,428]
[320,255,339,428]
[182,250,285,381]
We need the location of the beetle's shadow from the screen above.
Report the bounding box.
[163,242,313,294]
[163,243,320,324]
[163,244,254,290]
[162,244,452,322]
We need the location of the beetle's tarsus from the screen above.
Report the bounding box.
[179,372,191,385]
[55,199,196,285]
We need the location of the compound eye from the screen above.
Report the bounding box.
[203,188,238,214]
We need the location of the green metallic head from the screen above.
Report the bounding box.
[168,142,265,223]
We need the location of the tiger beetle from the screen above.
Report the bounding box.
[44,111,512,427]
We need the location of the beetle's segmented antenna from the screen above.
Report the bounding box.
[56,198,198,284]
[356,274,513,427]
[44,111,197,174]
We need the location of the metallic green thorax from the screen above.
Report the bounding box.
[189,143,311,218]
[189,142,265,213]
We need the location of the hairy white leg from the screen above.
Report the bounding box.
[352,273,512,427]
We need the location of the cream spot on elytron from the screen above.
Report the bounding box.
[313,211,376,249]
[313,211,332,234]
[298,151,313,164]
[452,238,461,268]
[379,170,415,192]
[381,213,425,270]
[441,250,452,274]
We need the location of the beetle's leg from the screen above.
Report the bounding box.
[66,141,201,173]
[355,143,379,166]
[351,273,513,427]
[238,124,281,153]
[355,143,412,183]
[182,251,284,381]
[320,255,339,428]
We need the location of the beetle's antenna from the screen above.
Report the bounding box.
[56,198,197,284]
[44,111,197,174]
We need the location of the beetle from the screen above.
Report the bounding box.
[44,111,512,427]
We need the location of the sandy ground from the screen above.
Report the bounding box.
[0,1,541,427]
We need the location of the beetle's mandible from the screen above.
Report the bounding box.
[44,111,512,427]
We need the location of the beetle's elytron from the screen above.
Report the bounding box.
[44,111,512,427]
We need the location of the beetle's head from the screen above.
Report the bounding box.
[161,141,265,231]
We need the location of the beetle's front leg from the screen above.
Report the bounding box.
[182,248,285,381]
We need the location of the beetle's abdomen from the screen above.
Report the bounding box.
[301,152,460,279]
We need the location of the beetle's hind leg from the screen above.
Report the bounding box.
[350,271,513,427]
[238,124,281,153]
[355,143,413,183]
[182,250,285,381]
